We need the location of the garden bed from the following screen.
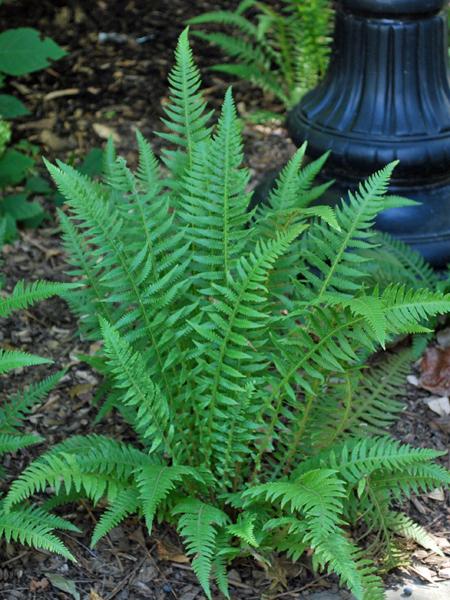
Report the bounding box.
[0,1,449,599]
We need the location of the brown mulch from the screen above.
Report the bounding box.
[0,1,449,598]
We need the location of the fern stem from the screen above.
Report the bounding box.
[318,373,354,450]
[252,314,365,477]
[202,285,247,468]
[99,231,175,407]
[279,384,319,477]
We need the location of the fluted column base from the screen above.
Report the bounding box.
[286,0,450,266]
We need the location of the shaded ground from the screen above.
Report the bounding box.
[0,1,449,598]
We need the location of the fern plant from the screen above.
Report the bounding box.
[5,30,450,599]
[188,0,333,113]
[0,263,78,559]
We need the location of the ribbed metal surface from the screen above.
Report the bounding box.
[286,0,450,265]
[341,0,446,16]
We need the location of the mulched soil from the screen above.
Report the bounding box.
[0,1,448,598]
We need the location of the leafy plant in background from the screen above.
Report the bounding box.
[0,236,77,557]
[5,31,450,600]
[188,0,333,114]
[0,13,65,239]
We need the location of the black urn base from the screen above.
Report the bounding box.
[252,168,450,268]
[284,0,450,268]
[314,175,450,268]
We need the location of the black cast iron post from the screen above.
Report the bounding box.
[287,0,450,266]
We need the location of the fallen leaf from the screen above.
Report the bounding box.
[419,347,450,395]
[92,123,120,142]
[44,88,79,102]
[89,591,105,600]
[407,375,419,386]
[411,497,427,514]
[16,116,56,131]
[439,567,450,579]
[437,327,450,348]
[29,578,49,592]
[45,573,80,600]
[424,396,450,417]
[69,383,94,399]
[427,488,445,501]
[410,563,435,583]
[39,130,74,151]
[156,539,189,563]
[434,537,450,550]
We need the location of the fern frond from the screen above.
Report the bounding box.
[158,28,212,172]
[388,512,442,555]
[173,498,229,599]
[371,462,450,498]
[380,285,450,335]
[58,209,114,340]
[179,88,250,283]
[309,350,412,450]
[244,469,345,535]
[135,465,205,533]
[1,370,65,433]
[192,224,306,473]
[0,280,77,318]
[312,533,384,600]
[91,487,140,547]
[299,162,397,303]
[227,511,258,547]
[4,435,147,510]
[0,349,50,374]
[367,232,439,289]
[188,11,259,38]
[0,501,75,561]
[294,437,446,486]
[100,318,172,454]
[0,433,42,454]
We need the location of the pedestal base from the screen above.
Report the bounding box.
[252,168,450,268]
[319,175,450,268]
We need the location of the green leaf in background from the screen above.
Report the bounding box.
[0,93,29,118]
[25,175,52,194]
[0,148,33,186]
[0,28,65,76]
[79,147,104,176]
[1,193,43,220]
[44,573,80,600]
[0,212,16,240]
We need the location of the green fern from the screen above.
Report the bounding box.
[0,275,75,558]
[173,498,229,599]
[188,0,333,111]
[5,31,450,600]
[0,501,78,561]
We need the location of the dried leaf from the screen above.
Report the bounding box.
[419,347,450,395]
[439,567,450,579]
[156,539,189,563]
[92,123,120,142]
[44,88,80,102]
[29,578,49,592]
[69,383,94,399]
[45,573,80,600]
[410,563,435,583]
[89,591,105,600]
[427,488,445,502]
[407,375,419,386]
[424,396,450,417]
